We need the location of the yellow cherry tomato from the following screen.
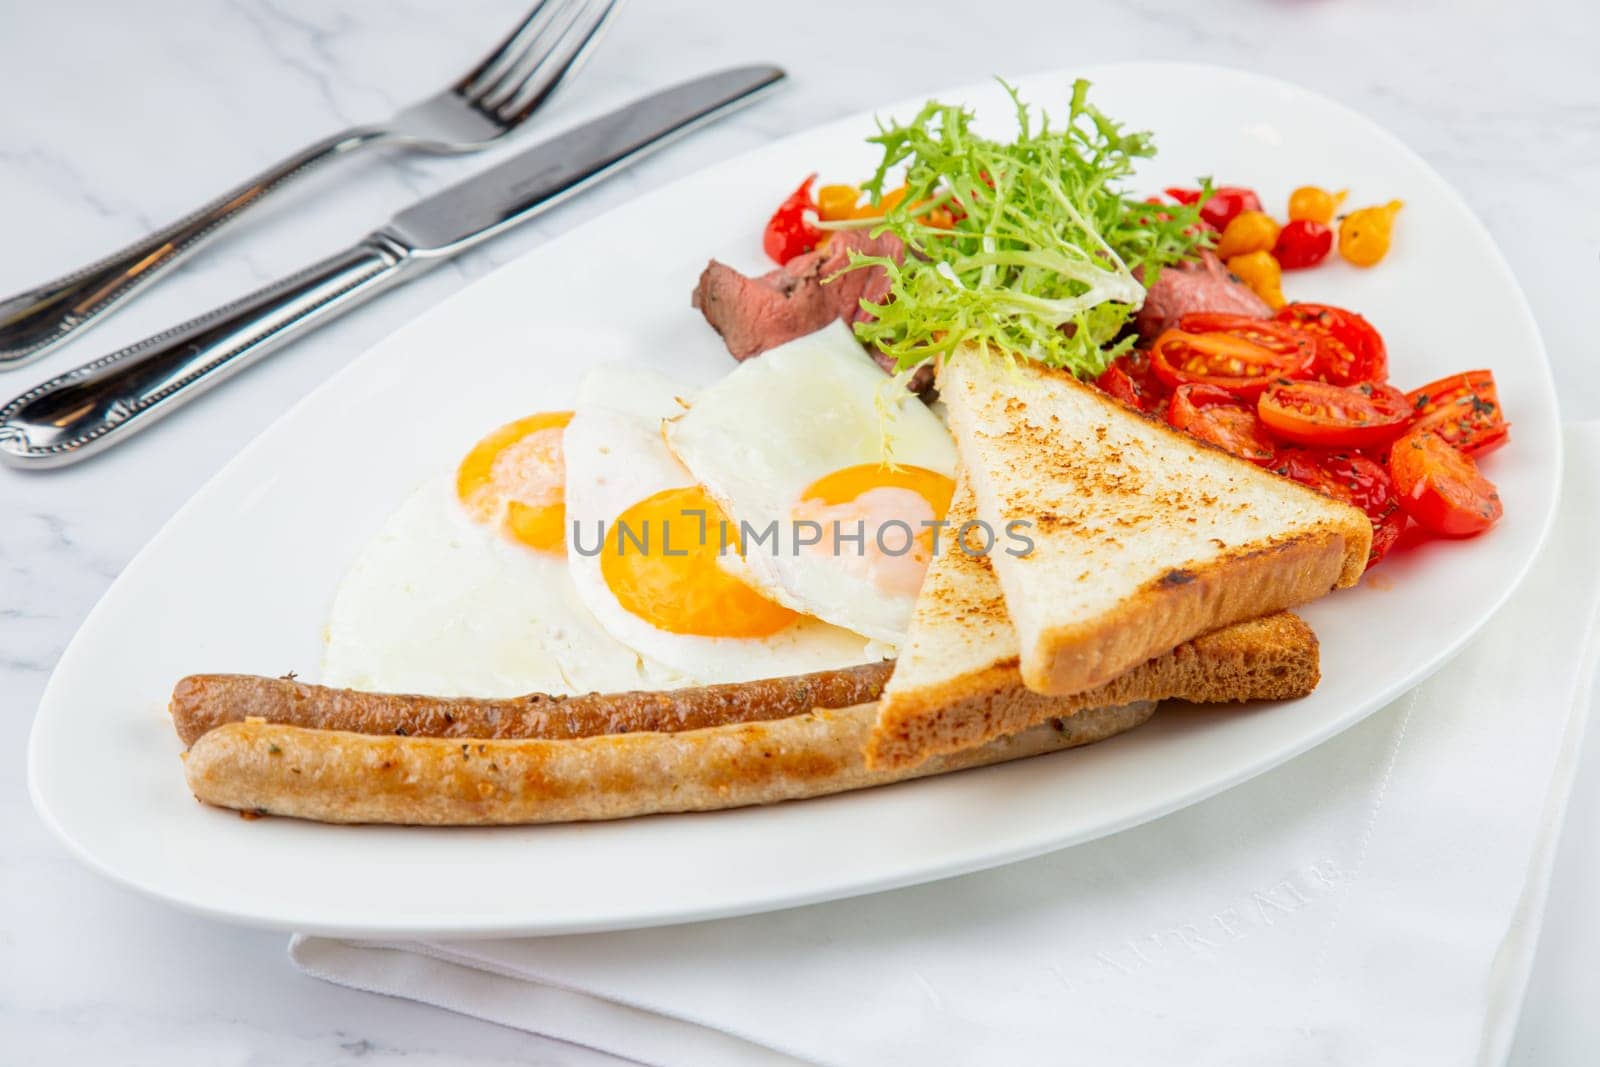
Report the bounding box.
[1214,210,1281,260]
[1287,186,1347,225]
[1226,250,1286,310]
[816,183,860,222]
[854,184,909,219]
[918,202,956,229]
[1339,200,1404,267]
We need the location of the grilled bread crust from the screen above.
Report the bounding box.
[867,611,1317,771]
[940,353,1366,697]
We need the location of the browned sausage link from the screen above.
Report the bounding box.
[183,701,1162,825]
[170,661,895,747]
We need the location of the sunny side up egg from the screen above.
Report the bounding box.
[320,473,678,699]
[666,321,959,645]
[323,325,951,697]
[562,364,884,682]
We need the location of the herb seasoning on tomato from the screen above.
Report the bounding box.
[1406,370,1509,454]
[1274,448,1406,565]
[1257,380,1412,448]
[1389,430,1503,536]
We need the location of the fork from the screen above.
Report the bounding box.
[0,0,621,369]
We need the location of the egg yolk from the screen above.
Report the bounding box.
[456,411,572,552]
[800,463,955,516]
[600,485,799,638]
[793,463,956,598]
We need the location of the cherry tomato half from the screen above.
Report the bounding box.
[1368,504,1409,565]
[1405,369,1509,455]
[1150,327,1314,398]
[762,175,822,265]
[1177,313,1319,365]
[1167,384,1278,465]
[1273,448,1406,566]
[1258,380,1412,449]
[1273,219,1334,269]
[1097,362,1141,409]
[1274,448,1392,514]
[1274,303,1389,385]
[1095,351,1166,413]
[1389,431,1502,537]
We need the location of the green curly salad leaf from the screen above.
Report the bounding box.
[833,79,1209,378]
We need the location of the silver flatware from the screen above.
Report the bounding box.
[0,0,622,369]
[0,65,786,469]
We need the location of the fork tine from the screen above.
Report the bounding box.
[490,0,623,124]
[470,0,587,114]
[455,0,564,101]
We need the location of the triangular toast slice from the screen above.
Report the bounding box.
[939,353,1367,698]
[866,477,1321,770]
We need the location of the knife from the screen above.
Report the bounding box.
[0,65,785,469]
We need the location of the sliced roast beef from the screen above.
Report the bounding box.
[692,230,905,360]
[1135,250,1272,341]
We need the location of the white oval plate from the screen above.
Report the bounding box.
[29,64,1559,938]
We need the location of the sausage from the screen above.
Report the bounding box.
[182,700,1158,825]
[170,661,894,747]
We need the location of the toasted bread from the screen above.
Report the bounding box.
[939,353,1366,697]
[866,477,1321,770]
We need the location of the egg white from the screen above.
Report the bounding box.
[322,476,681,697]
[665,322,958,645]
[563,363,884,682]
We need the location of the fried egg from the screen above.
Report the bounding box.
[321,414,682,698]
[563,364,882,681]
[665,322,958,644]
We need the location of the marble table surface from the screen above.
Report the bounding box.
[2,0,1595,1062]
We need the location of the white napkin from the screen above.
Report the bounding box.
[292,425,1600,1067]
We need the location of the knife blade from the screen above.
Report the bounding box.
[0,65,786,468]
[387,64,785,253]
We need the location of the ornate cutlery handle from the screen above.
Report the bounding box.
[0,232,422,469]
[0,127,384,368]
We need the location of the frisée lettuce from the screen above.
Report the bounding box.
[831,80,1209,378]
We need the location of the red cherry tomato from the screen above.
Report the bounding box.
[1164,186,1261,230]
[1258,380,1412,448]
[1272,448,1406,566]
[1095,351,1167,413]
[1162,185,1263,230]
[1198,186,1263,231]
[1177,314,1320,366]
[1389,431,1503,537]
[762,175,823,265]
[1135,196,1175,226]
[1274,448,1392,514]
[1167,384,1278,465]
[1096,362,1143,409]
[1273,219,1334,269]
[1367,504,1408,565]
[1149,328,1315,398]
[1158,187,1214,235]
[1405,370,1509,455]
[1274,303,1389,385]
